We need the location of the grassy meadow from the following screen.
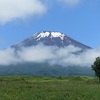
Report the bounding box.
[0,76,100,100]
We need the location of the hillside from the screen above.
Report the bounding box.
[0,63,94,76]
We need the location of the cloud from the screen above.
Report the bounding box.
[18,44,55,63]
[0,0,46,24]
[59,0,81,6]
[0,48,19,65]
[0,44,100,67]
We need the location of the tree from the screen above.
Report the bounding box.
[92,57,100,82]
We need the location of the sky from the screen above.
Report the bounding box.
[0,0,100,49]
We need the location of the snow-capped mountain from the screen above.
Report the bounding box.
[0,31,93,76]
[12,31,91,49]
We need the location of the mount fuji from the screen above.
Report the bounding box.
[0,31,94,76]
[12,31,91,50]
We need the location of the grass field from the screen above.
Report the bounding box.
[0,76,100,100]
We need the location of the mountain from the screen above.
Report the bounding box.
[12,31,91,50]
[0,31,94,76]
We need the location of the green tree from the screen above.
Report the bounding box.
[92,57,100,82]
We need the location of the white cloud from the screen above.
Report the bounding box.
[0,48,19,65]
[18,44,55,63]
[0,44,100,68]
[59,0,81,6]
[0,0,46,24]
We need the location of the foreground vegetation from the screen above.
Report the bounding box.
[0,76,100,100]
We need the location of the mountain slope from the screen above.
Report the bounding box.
[12,31,91,50]
[0,31,93,76]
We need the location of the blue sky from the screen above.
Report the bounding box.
[0,0,100,49]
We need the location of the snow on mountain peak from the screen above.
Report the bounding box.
[50,32,65,39]
[37,31,50,38]
[33,31,65,40]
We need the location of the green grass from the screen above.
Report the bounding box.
[0,76,100,100]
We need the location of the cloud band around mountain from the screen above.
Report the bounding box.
[0,44,99,67]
